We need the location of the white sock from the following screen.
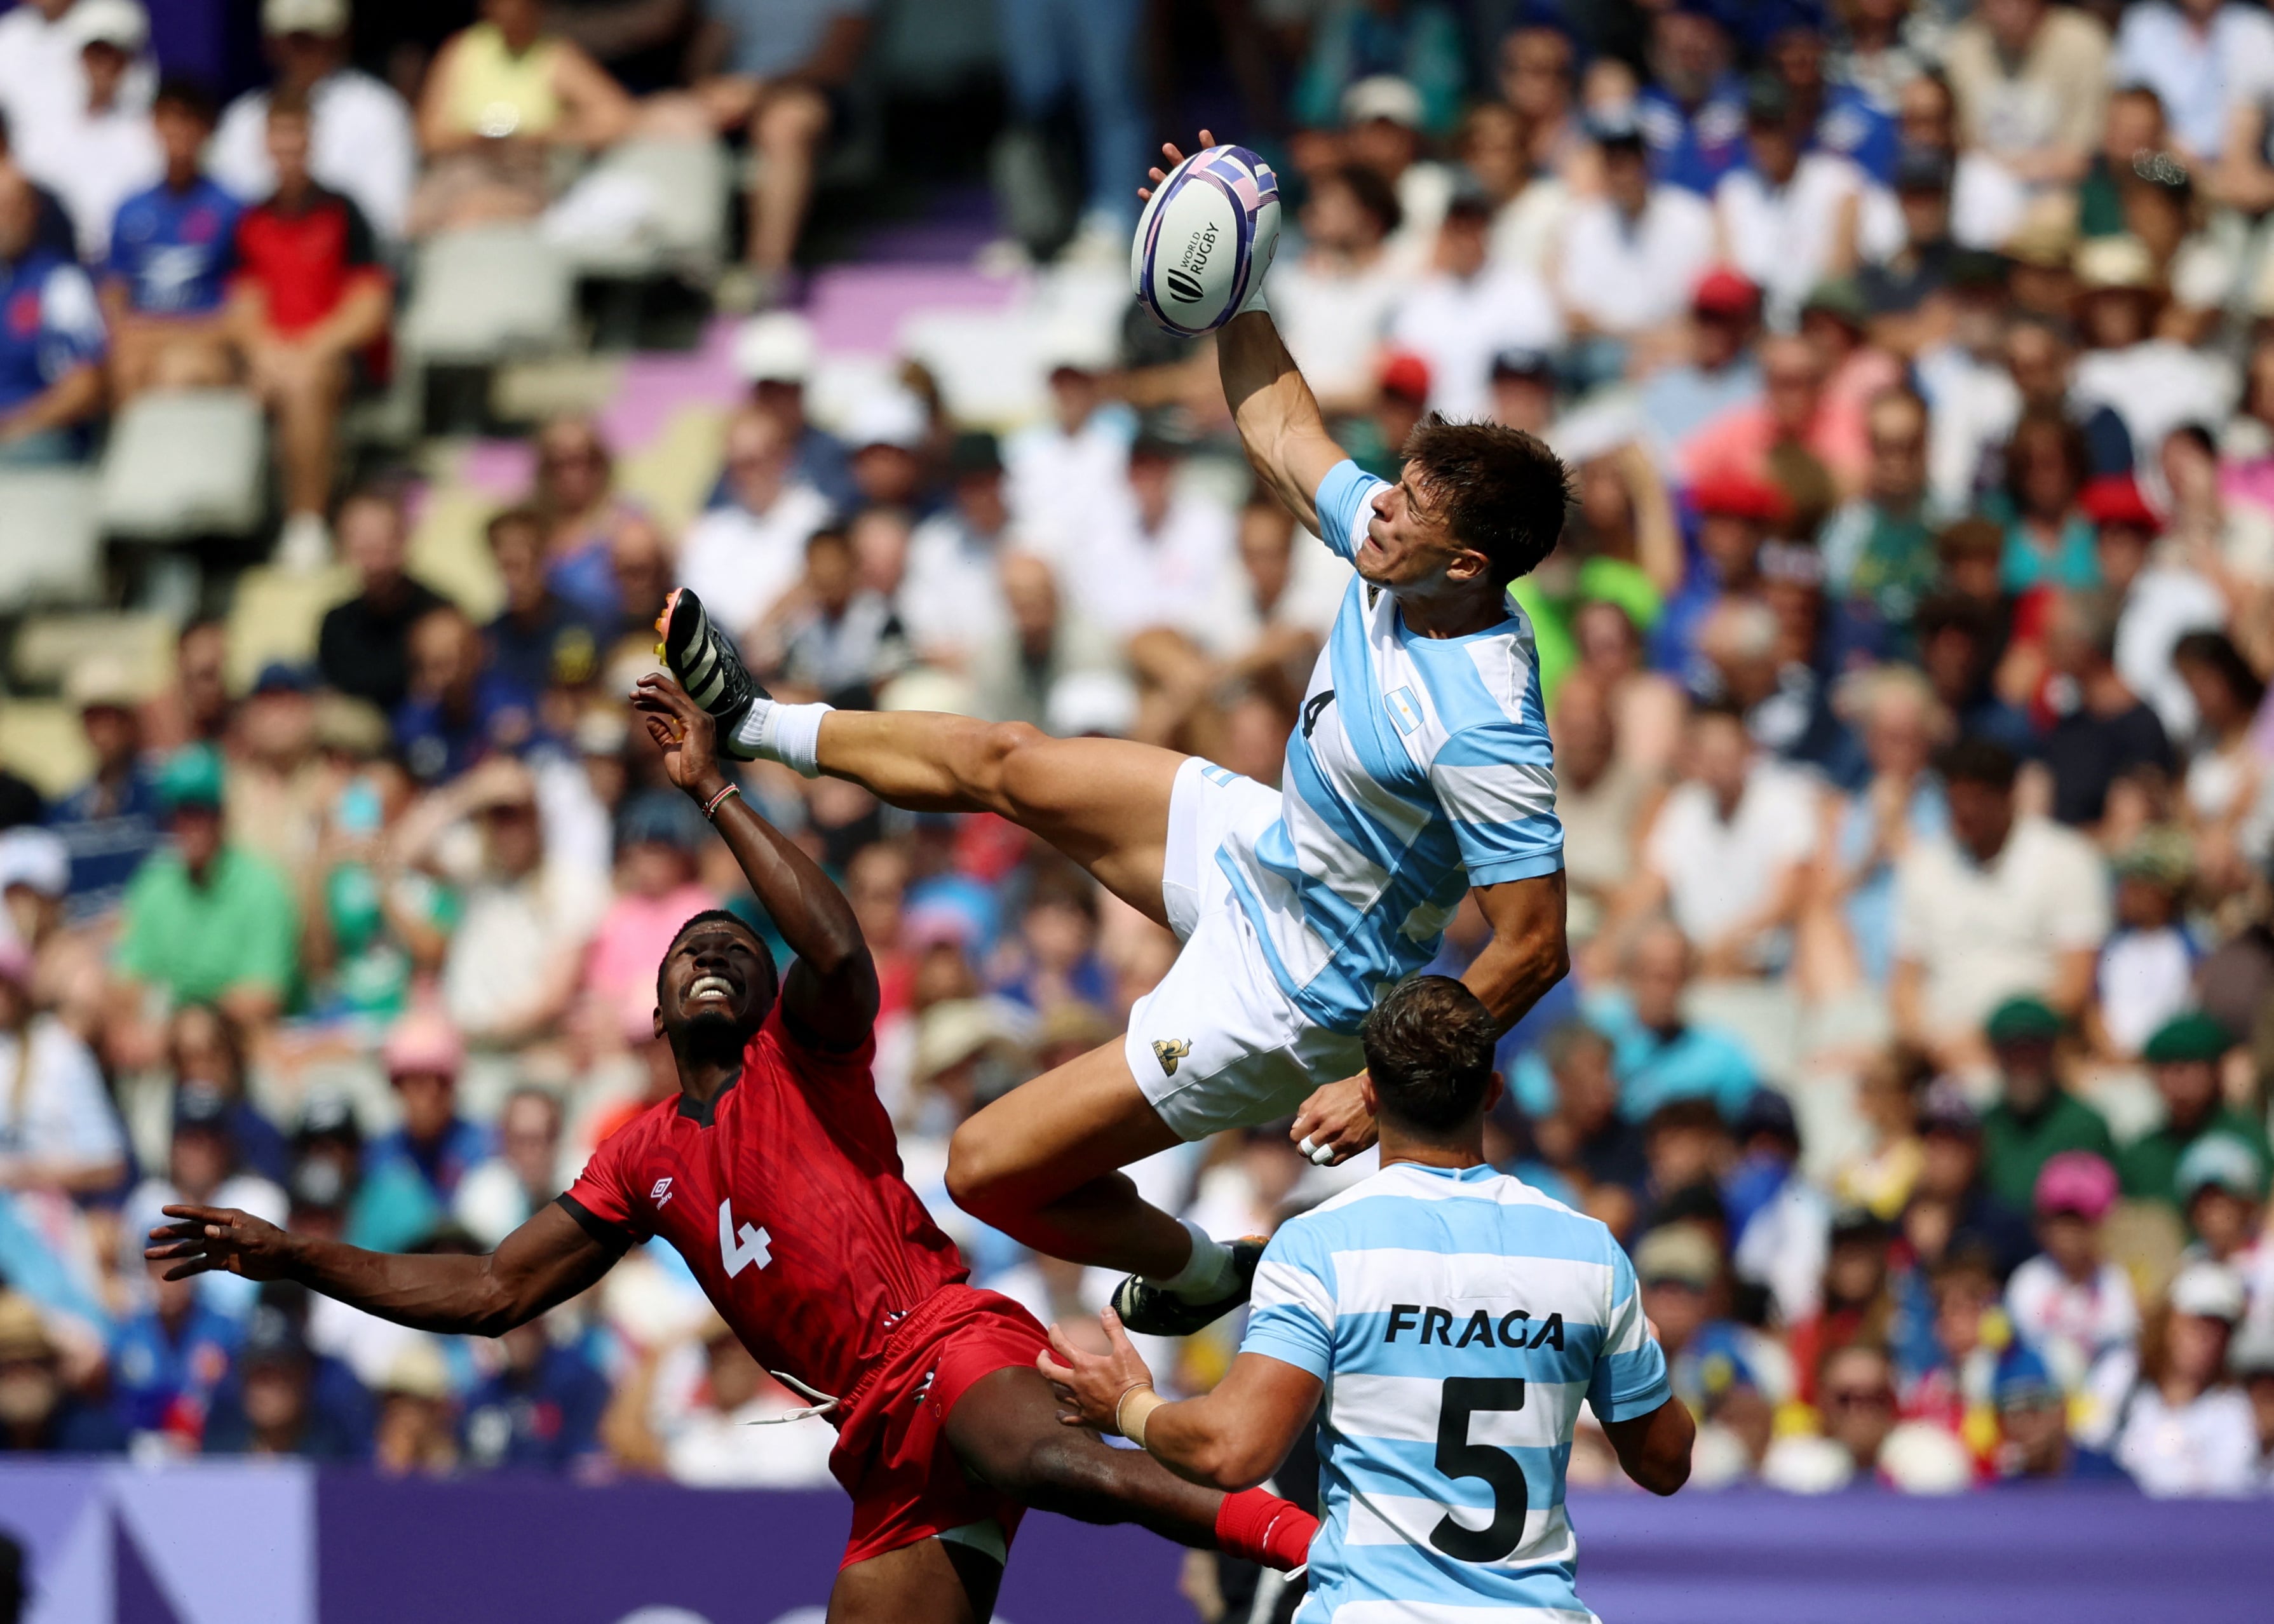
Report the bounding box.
[1156,1221,1235,1302]
[733,700,830,778]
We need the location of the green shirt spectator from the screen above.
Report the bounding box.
[2118,1012,2271,1208]
[1977,996,2117,1211]
[117,747,299,1023]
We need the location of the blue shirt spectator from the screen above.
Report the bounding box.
[0,178,107,462]
[0,1290,123,1455]
[1637,74,1747,193]
[1589,984,1761,1122]
[203,1304,370,1461]
[460,1322,610,1472]
[45,661,165,924]
[105,173,240,315]
[111,1278,240,1446]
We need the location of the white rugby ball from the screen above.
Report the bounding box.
[1132,144,1282,338]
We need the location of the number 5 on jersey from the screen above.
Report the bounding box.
[719,1198,772,1276]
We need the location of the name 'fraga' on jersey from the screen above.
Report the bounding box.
[1220,460,1564,1035]
[1243,1161,1670,1623]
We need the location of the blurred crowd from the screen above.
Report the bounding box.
[2,0,2274,1512]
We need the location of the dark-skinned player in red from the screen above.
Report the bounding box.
[147,672,1313,1624]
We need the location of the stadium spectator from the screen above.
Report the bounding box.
[163,1003,288,1188]
[1388,188,1559,421]
[1268,162,1403,415]
[1943,0,2108,193]
[729,311,853,508]
[2115,1261,2257,1495]
[1590,922,1760,1124]
[1910,1079,2037,1280]
[370,1338,457,1476]
[1891,737,2109,1064]
[529,416,641,626]
[1993,1342,2126,1482]
[1634,0,1745,195]
[2005,1151,2138,1444]
[393,605,536,786]
[0,1291,121,1454]
[756,527,910,705]
[452,1086,564,1250]
[119,1083,289,1318]
[2113,0,2274,165]
[1822,389,1940,629]
[1726,1088,1831,1330]
[226,662,330,890]
[1555,109,1717,357]
[203,1300,367,1460]
[1977,996,2117,1212]
[111,1247,240,1452]
[2172,632,2271,893]
[2096,482,2226,741]
[409,0,635,238]
[2120,1012,2270,1210]
[99,77,236,401]
[212,0,415,245]
[46,656,163,923]
[27,0,156,262]
[677,403,834,643]
[484,506,604,702]
[2174,1134,2266,1268]
[461,1316,608,1472]
[2093,829,2199,1060]
[693,0,872,304]
[230,88,395,569]
[902,431,1014,669]
[0,163,103,462]
[1291,8,1463,144]
[1685,330,1869,496]
[142,619,232,755]
[116,747,299,1029]
[0,1,147,182]
[355,1010,492,1254]
[1834,1046,1930,1221]
[0,938,124,1198]
[317,489,450,711]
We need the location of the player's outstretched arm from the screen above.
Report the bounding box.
[1041,1309,1322,1491]
[144,1200,616,1338]
[1463,872,1572,1032]
[634,672,878,1050]
[1143,133,1344,536]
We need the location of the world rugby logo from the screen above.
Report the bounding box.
[1163,266,1205,303]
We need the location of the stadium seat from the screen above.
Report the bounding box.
[11,611,174,693]
[400,225,578,365]
[546,138,731,282]
[0,468,100,607]
[96,389,267,541]
[0,698,88,798]
[223,564,353,693]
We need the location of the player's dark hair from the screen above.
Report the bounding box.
[154,76,219,127]
[1402,414,1571,587]
[1936,734,2019,792]
[655,909,775,1006]
[1361,976,1497,1137]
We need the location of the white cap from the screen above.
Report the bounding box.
[731,311,816,385]
[262,0,348,36]
[844,387,927,452]
[2169,1260,2247,1323]
[1046,670,1139,738]
[0,829,69,900]
[66,0,149,53]
[1342,74,1425,130]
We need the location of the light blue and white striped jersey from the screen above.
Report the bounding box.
[1243,1161,1670,1624]
[1222,461,1562,1034]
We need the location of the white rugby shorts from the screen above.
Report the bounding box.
[1125,756,1366,1140]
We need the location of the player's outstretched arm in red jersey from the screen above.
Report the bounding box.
[633,670,877,1052]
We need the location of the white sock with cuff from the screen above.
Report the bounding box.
[733,699,831,778]
[1158,1220,1235,1301]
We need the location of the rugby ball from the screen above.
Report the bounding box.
[1132,145,1282,337]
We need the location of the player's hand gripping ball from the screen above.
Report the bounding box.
[1132,144,1282,337]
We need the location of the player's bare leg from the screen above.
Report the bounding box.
[827,1537,998,1624]
[814,712,1184,925]
[948,1039,1189,1277]
[944,1366,1311,1561]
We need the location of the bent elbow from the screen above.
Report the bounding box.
[1644,1454,1691,1496]
[1189,1437,1275,1494]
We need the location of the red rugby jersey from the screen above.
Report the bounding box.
[562,1008,968,1409]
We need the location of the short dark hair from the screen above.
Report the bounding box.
[1329,162,1402,239]
[1361,976,1497,1136]
[484,504,544,550]
[654,909,775,1006]
[1937,734,2019,791]
[154,76,219,127]
[2172,629,2266,714]
[1402,415,1571,586]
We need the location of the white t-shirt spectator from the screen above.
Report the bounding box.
[1642,761,1820,951]
[1713,155,1904,324]
[1004,413,1130,561]
[441,862,609,1045]
[0,1015,125,1175]
[1266,252,1404,407]
[2116,562,2228,738]
[675,482,834,641]
[1948,152,2029,252]
[1388,261,1562,421]
[1892,815,2113,1041]
[210,69,417,243]
[2116,1383,2259,1496]
[2073,341,2239,477]
[1073,488,1238,640]
[2006,1254,2140,1445]
[900,513,1010,664]
[1555,187,1717,339]
[2115,2,2274,161]
[1191,527,1350,661]
[2097,926,2199,1059]
[649,1334,839,1487]
[0,4,151,180]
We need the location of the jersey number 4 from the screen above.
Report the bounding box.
[718,1199,772,1277]
[1430,1377,1528,1564]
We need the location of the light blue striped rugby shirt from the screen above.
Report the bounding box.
[1243,1161,1670,1624]
[1222,461,1563,1035]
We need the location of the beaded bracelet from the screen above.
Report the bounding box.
[701,782,742,822]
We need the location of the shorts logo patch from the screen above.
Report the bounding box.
[1153,1038,1193,1077]
[1385,686,1423,736]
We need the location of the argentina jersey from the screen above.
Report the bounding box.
[1243,1163,1668,1623]
[1219,461,1562,1034]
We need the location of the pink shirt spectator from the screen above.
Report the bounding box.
[585,883,722,1034]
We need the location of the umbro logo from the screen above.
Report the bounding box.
[1153,1038,1193,1077]
[651,1177,673,1208]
